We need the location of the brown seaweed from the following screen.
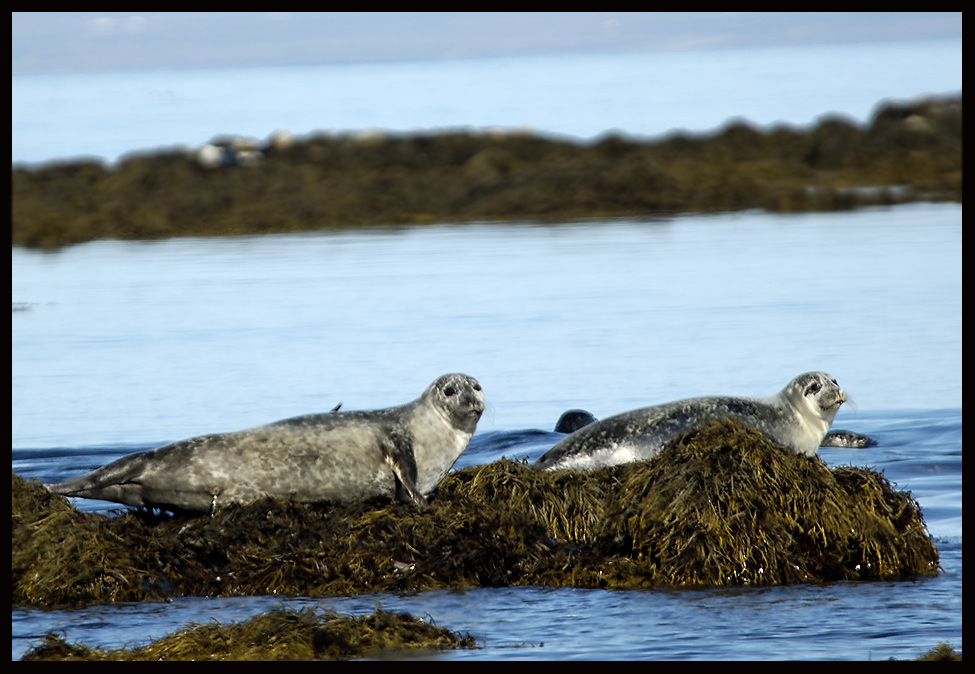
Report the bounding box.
[11,95,961,249]
[12,418,939,609]
[20,607,477,661]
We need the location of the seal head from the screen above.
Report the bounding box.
[554,409,599,434]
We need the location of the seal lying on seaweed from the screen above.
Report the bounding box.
[46,373,484,513]
[535,372,846,471]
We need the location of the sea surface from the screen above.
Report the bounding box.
[12,40,962,660]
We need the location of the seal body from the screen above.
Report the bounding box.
[46,373,484,512]
[551,407,872,449]
[534,372,846,472]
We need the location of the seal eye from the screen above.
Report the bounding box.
[443,386,457,397]
[473,383,482,391]
[805,382,822,396]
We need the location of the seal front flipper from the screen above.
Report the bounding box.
[379,433,427,509]
[820,429,877,448]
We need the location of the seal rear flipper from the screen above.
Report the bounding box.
[44,451,161,507]
[46,476,153,508]
[380,434,427,509]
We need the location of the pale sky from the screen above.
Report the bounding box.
[11,12,963,75]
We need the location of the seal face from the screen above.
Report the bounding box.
[45,373,484,513]
[534,372,846,472]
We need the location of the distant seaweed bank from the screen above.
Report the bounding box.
[12,95,960,249]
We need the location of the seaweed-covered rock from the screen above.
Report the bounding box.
[20,608,476,661]
[11,95,961,249]
[594,420,937,585]
[912,642,963,662]
[11,419,939,608]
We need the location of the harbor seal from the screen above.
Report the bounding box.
[45,373,484,513]
[551,407,873,449]
[534,372,846,471]
[554,409,599,434]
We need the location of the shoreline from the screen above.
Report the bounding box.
[12,95,961,250]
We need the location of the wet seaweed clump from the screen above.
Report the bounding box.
[12,419,939,608]
[589,420,940,587]
[912,642,962,661]
[11,94,961,249]
[20,607,477,661]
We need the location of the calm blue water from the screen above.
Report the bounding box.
[11,206,962,447]
[12,41,962,660]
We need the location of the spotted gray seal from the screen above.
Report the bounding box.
[550,407,873,449]
[534,372,846,471]
[46,373,484,513]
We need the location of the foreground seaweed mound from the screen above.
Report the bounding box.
[913,642,963,662]
[11,419,939,608]
[594,421,938,586]
[20,608,476,661]
[11,95,961,248]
